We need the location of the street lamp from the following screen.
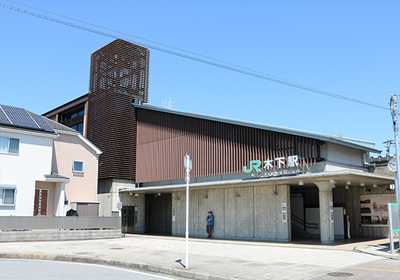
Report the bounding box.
[184,153,192,269]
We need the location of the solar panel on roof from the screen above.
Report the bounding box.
[0,106,12,126]
[1,105,40,130]
[0,104,54,133]
[28,112,54,132]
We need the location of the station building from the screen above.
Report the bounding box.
[43,39,395,243]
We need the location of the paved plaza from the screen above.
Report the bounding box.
[0,235,399,279]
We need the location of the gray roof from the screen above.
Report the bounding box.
[44,117,79,133]
[134,104,381,154]
[44,172,69,180]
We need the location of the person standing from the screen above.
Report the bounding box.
[206,210,214,238]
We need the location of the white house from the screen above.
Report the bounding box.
[0,105,63,215]
[0,104,101,217]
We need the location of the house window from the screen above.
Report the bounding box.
[73,161,84,173]
[0,137,19,155]
[0,185,16,206]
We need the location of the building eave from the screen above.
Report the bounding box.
[120,170,394,194]
[55,129,102,155]
[0,125,58,138]
[44,177,70,183]
[77,134,102,155]
[42,94,89,118]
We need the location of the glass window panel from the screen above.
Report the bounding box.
[4,189,14,204]
[71,112,78,119]
[77,123,84,134]
[73,161,84,172]
[0,137,9,153]
[0,189,3,204]
[9,138,19,154]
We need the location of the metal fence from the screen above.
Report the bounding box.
[0,216,121,231]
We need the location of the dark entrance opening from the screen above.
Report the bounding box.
[291,185,352,241]
[145,193,172,234]
[122,206,136,233]
[290,185,320,240]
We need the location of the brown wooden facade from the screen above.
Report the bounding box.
[86,39,149,180]
[136,108,322,183]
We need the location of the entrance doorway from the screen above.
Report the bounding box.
[290,185,350,241]
[34,189,48,216]
[290,185,320,239]
[145,193,172,234]
[122,206,136,233]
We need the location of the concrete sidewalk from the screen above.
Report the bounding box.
[0,235,399,280]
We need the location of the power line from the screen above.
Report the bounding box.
[0,2,389,112]
[5,0,301,86]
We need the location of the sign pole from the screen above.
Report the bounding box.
[185,168,189,268]
[390,95,400,250]
[388,203,395,254]
[184,153,192,269]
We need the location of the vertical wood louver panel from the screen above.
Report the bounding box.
[135,109,321,183]
[87,39,149,180]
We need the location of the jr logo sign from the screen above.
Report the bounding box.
[243,155,303,178]
[243,160,262,173]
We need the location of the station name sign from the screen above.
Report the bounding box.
[243,155,304,178]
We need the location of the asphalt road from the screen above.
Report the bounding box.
[1,235,398,279]
[311,258,400,280]
[0,259,181,280]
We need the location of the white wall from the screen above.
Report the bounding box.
[0,130,53,216]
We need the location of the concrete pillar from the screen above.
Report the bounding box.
[54,182,66,216]
[313,181,335,244]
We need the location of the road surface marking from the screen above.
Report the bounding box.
[349,267,400,273]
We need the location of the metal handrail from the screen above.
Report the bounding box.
[291,213,319,230]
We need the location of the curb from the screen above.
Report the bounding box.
[353,248,400,260]
[0,253,232,280]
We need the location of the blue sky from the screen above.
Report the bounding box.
[0,0,398,153]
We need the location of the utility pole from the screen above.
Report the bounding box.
[389,95,400,212]
[383,139,395,156]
